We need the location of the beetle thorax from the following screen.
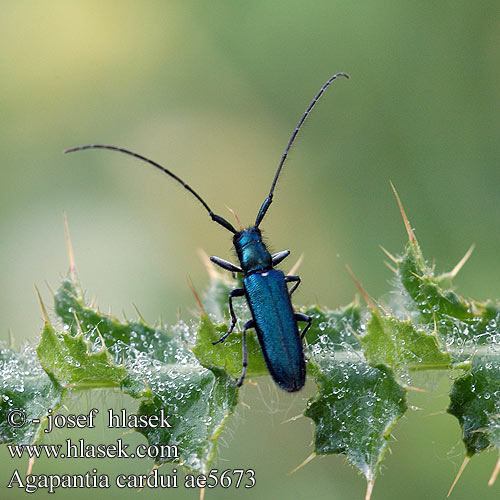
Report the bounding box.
[233,227,272,274]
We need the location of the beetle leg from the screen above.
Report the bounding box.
[271,249,290,266]
[212,288,245,345]
[285,274,301,296]
[210,255,242,273]
[236,319,254,387]
[294,312,312,340]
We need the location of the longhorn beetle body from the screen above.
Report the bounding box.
[65,72,348,392]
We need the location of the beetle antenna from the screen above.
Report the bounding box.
[64,144,237,234]
[255,72,349,227]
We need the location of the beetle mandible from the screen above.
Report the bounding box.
[65,72,349,392]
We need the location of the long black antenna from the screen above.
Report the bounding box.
[255,72,349,227]
[64,144,237,234]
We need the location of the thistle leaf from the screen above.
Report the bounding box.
[0,344,63,444]
[305,360,407,483]
[37,322,125,389]
[51,277,239,472]
[361,311,451,378]
[448,356,500,456]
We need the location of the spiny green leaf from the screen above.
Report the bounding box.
[118,320,199,399]
[302,303,362,351]
[55,279,169,353]
[37,322,125,389]
[362,311,451,378]
[0,344,63,444]
[120,318,239,470]
[394,241,500,357]
[305,304,408,483]
[447,355,500,456]
[305,361,407,482]
[135,365,237,471]
[53,277,239,472]
[305,303,366,383]
[398,241,472,322]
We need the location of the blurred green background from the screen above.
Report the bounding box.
[0,1,499,499]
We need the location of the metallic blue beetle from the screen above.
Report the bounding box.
[211,226,310,392]
[65,72,348,392]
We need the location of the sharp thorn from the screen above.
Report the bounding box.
[390,181,417,243]
[288,253,304,276]
[281,413,303,424]
[488,456,500,486]
[225,205,244,231]
[44,280,55,296]
[119,429,135,437]
[405,385,428,393]
[379,245,398,263]
[8,329,14,349]
[63,212,78,281]
[289,452,316,475]
[347,324,363,342]
[423,410,447,418]
[27,456,35,475]
[72,311,83,335]
[95,326,109,354]
[345,265,375,309]
[132,303,146,323]
[198,249,220,280]
[187,276,206,315]
[138,463,158,493]
[34,285,50,323]
[365,478,375,500]
[449,244,475,279]
[377,302,390,315]
[447,455,470,497]
[384,261,398,274]
[409,270,426,281]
